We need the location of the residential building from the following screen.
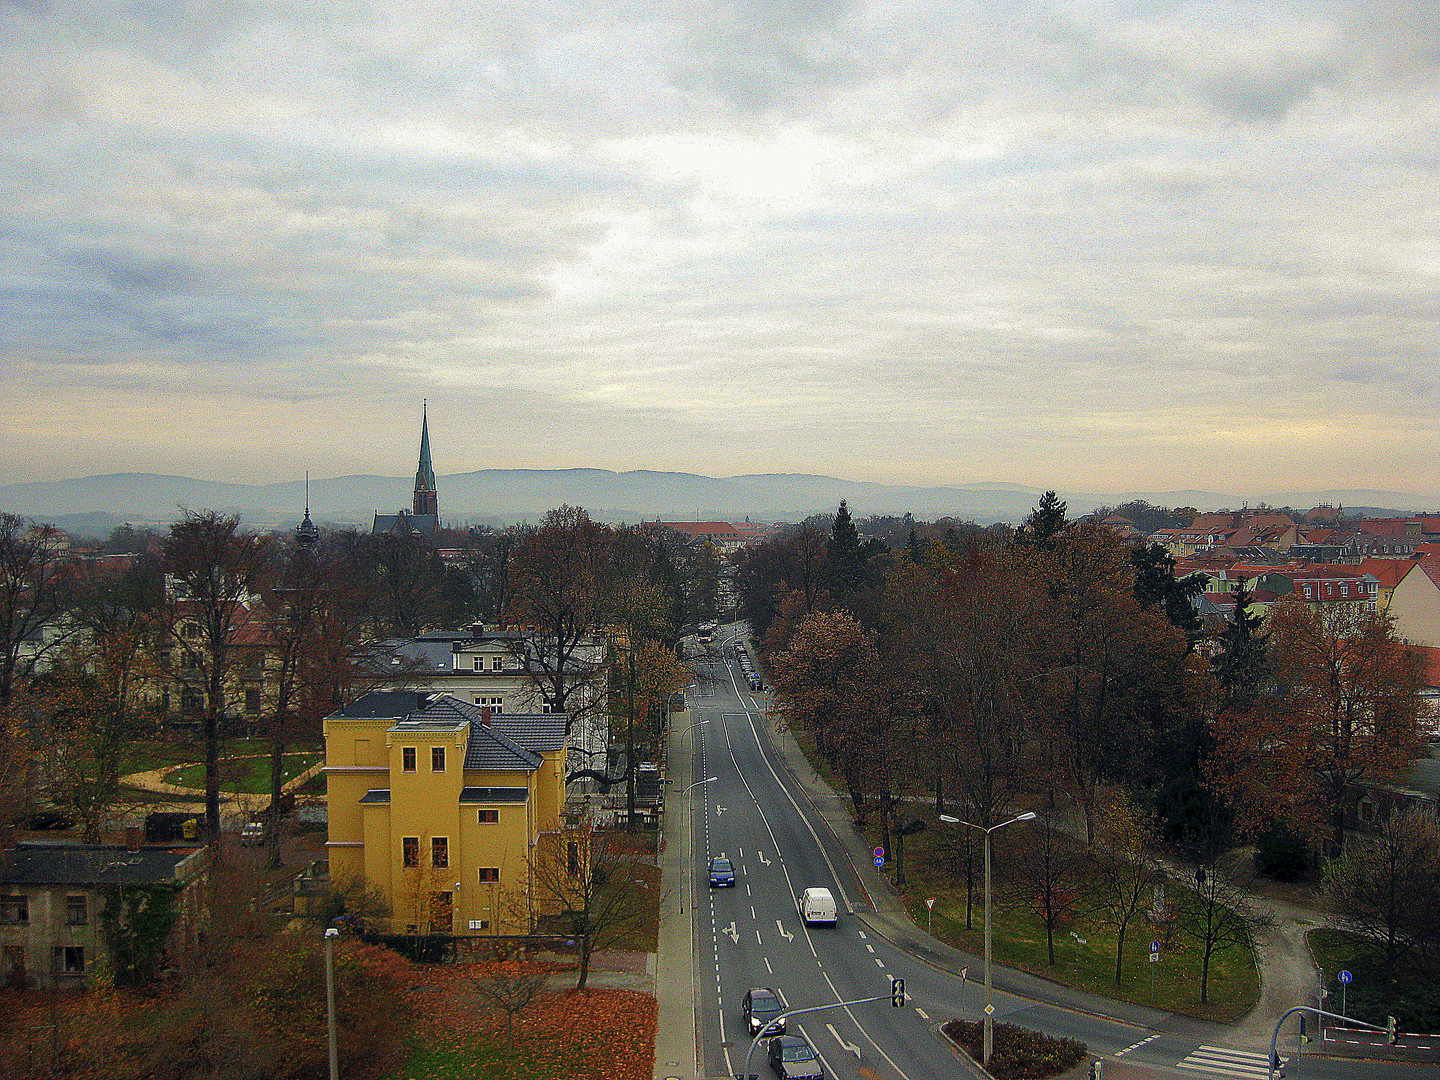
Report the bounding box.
[1390,563,1440,648]
[322,691,566,935]
[0,841,207,989]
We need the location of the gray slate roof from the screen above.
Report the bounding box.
[331,691,565,772]
[0,842,205,887]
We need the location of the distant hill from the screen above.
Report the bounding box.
[2,471,1435,537]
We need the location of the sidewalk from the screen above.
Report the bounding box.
[654,710,700,1080]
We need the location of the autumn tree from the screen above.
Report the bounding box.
[503,506,613,735]
[731,524,827,646]
[162,511,271,841]
[1210,601,1424,855]
[1005,808,1082,967]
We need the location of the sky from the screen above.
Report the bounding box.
[2,1,1437,498]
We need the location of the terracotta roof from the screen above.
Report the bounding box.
[1356,559,1415,592]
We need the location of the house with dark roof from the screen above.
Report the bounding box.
[322,690,568,936]
[0,841,207,989]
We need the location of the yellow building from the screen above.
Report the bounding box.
[323,691,567,935]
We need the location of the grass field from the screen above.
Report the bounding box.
[162,752,322,794]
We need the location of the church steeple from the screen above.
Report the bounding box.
[296,471,319,548]
[413,402,438,518]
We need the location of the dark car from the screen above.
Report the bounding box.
[743,987,786,1037]
[709,856,736,887]
[768,1035,823,1079]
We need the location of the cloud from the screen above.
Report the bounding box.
[0,1,1436,498]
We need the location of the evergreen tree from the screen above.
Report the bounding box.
[1016,490,1068,550]
[1130,543,1204,649]
[1214,578,1268,710]
[825,500,866,594]
[905,526,923,564]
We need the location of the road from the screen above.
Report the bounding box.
[678,625,1427,1080]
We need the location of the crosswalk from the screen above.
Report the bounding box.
[1176,1045,1284,1078]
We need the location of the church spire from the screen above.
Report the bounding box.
[413,402,438,518]
[296,471,319,548]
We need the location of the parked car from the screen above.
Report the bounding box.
[239,821,265,845]
[743,987,786,1036]
[709,856,736,887]
[768,1035,824,1079]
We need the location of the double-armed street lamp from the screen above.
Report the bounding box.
[939,810,1036,1066]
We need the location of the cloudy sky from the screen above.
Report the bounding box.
[2,0,1437,498]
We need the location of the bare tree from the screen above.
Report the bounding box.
[1005,807,1082,966]
[1084,796,1159,985]
[161,511,271,841]
[527,822,648,990]
[469,957,553,1053]
[1173,865,1265,1003]
[0,515,71,712]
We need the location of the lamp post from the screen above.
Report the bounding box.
[681,775,717,914]
[324,925,339,1080]
[940,810,1036,1066]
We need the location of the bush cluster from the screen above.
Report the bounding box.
[942,1019,1087,1080]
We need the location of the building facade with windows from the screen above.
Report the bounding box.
[0,842,207,989]
[323,691,567,936]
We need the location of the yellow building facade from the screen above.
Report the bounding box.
[323,691,567,935]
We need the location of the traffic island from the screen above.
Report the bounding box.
[942,1020,1088,1080]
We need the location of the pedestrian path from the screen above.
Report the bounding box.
[1175,1045,1281,1078]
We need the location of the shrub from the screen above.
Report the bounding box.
[942,1020,1087,1080]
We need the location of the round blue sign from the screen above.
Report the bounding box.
[874,856,885,867]
[1150,941,1160,953]
[1338,970,1352,984]
[874,847,885,858]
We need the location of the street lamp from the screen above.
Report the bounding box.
[939,810,1036,1066]
[680,776,717,916]
[324,926,340,1080]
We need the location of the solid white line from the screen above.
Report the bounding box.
[816,967,912,1080]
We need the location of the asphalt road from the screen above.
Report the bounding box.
[681,626,1429,1080]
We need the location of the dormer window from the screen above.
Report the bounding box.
[472,656,484,671]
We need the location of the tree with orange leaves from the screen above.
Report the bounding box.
[1209,600,1424,856]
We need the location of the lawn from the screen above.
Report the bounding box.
[163,752,322,794]
[119,736,323,777]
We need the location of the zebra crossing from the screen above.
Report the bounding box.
[1176,1045,1284,1078]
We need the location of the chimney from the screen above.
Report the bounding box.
[125,826,142,852]
[470,623,486,637]
[480,707,492,727]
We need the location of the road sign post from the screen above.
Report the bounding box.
[925,897,935,936]
[1338,969,1351,1020]
[1149,941,1159,1004]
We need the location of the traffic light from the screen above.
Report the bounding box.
[1089,1060,1102,1079]
[890,977,905,1007]
[1269,1049,1284,1078]
[1386,1015,1397,1045]
[1299,1015,1310,1043]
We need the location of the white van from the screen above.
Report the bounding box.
[798,887,837,926]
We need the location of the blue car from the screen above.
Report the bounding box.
[709,856,736,887]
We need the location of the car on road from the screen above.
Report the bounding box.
[798,887,837,925]
[767,1034,823,1079]
[709,856,736,887]
[743,987,786,1036]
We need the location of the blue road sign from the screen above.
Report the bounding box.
[874,856,885,867]
[874,847,885,858]
[1338,970,1353,984]
[1150,941,1160,953]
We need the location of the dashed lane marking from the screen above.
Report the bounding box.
[914,1007,930,1020]
[1116,1035,1160,1056]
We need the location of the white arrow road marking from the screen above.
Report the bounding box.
[757,850,771,866]
[724,922,739,944]
[715,804,727,816]
[775,920,794,942]
[827,1024,861,1058]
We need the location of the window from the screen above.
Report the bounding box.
[432,837,449,868]
[479,696,502,713]
[54,947,84,975]
[0,896,27,925]
[541,701,558,715]
[567,841,580,876]
[472,656,484,671]
[490,656,503,671]
[477,867,499,883]
[431,746,445,772]
[402,747,417,772]
[402,836,420,867]
[478,809,499,823]
[66,896,87,926]
[244,688,262,714]
[1303,585,1314,599]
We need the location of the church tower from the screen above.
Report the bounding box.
[412,403,439,518]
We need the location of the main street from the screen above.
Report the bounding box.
[670,625,1426,1080]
